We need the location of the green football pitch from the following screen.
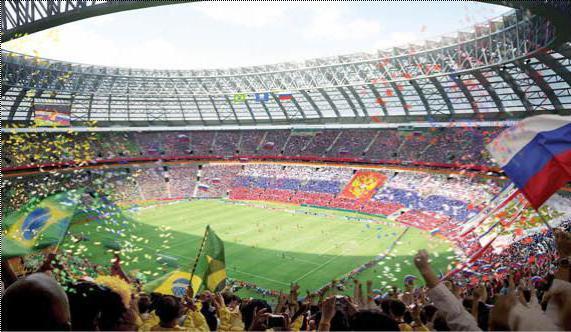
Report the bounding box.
[64,200,456,298]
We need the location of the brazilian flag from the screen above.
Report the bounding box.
[149,226,226,296]
[2,191,82,258]
[144,271,203,297]
[197,226,227,292]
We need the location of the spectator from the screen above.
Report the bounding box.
[152,295,186,331]
[1,273,72,331]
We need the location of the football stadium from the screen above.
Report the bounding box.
[2,1,571,331]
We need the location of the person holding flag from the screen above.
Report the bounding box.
[192,225,227,292]
[144,225,227,331]
[148,225,227,297]
[2,190,84,259]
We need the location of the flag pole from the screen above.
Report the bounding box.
[535,208,554,232]
[189,225,210,291]
[512,185,553,232]
[52,230,69,254]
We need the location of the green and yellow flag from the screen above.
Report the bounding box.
[2,191,82,258]
[145,271,203,298]
[197,226,227,292]
[150,226,227,296]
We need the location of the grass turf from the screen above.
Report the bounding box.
[64,199,455,297]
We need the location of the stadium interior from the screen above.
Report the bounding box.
[2,1,571,331]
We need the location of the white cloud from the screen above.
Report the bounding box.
[372,32,423,51]
[303,7,382,41]
[3,2,513,70]
[5,25,156,69]
[192,1,288,28]
[119,39,185,70]
[4,28,64,58]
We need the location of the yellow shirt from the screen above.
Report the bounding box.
[413,323,430,332]
[182,309,209,332]
[290,315,304,332]
[218,306,245,332]
[399,322,413,332]
[139,312,160,332]
[150,325,186,331]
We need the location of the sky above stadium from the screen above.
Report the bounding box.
[5,1,512,70]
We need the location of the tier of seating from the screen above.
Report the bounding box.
[2,160,503,259]
[229,164,497,223]
[168,166,199,199]
[212,132,241,156]
[329,130,372,157]
[195,164,242,198]
[2,127,503,168]
[3,163,497,228]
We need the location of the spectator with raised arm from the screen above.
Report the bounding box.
[414,250,480,331]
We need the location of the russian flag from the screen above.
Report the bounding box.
[278,93,293,101]
[487,115,571,209]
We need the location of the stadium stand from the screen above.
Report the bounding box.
[328,130,374,158]
[196,164,242,198]
[237,131,266,155]
[212,132,241,156]
[191,132,217,155]
[1,127,505,169]
[168,166,199,199]
[2,1,571,331]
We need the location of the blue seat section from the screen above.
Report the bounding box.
[373,187,476,222]
[236,176,477,222]
[300,180,343,194]
[234,176,344,195]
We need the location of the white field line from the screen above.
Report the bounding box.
[275,254,321,267]
[316,227,365,256]
[232,269,290,286]
[134,230,324,268]
[311,227,412,292]
[317,244,340,256]
[292,247,351,283]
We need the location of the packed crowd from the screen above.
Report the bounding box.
[136,168,169,201]
[196,164,242,199]
[283,134,314,156]
[231,164,498,224]
[2,227,571,331]
[162,133,193,156]
[213,132,242,156]
[168,166,199,199]
[4,126,571,330]
[2,127,503,169]
[328,130,373,157]
[2,163,504,239]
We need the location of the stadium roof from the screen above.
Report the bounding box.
[2,1,571,127]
